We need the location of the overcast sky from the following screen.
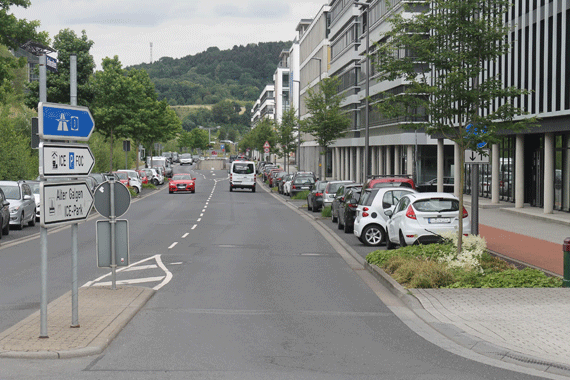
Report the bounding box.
[11,0,325,69]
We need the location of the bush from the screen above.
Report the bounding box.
[127,187,138,197]
[292,190,310,200]
[321,206,332,217]
[142,183,156,190]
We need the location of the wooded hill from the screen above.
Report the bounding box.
[129,41,292,106]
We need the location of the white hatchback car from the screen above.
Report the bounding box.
[353,187,417,246]
[385,192,471,248]
[117,170,142,194]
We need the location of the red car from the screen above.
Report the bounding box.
[169,174,196,194]
[137,170,149,184]
[363,175,415,190]
[113,171,130,187]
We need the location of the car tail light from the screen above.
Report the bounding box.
[406,205,417,220]
[348,204,357,211]
[463,207,468,218]
[363,207,369,212]
[362,211,369,217]
[315,192,322,196]
[292,185,296,189]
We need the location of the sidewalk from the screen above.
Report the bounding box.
[0,286,154,359]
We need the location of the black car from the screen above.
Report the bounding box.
[0,188,10,239]
[331,183,362,223]
[337,186,362,233]
[290,176,315,197]
[307,180,328,212]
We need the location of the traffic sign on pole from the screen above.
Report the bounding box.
[465,149,490,164]
[40,142,95,177]
[40,181,94,227]
[38,102,95,141]
[93,181,131,218]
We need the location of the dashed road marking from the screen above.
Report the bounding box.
[192,225,197,230]
[168,242,178,249]
[182,233,189,238]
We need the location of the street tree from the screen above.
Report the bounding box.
[276,107,298,172]
[0,0,49,102]
[189,127,209,152]
[25,29,95,108]
[302,76,350,180]
[373,0,533,253]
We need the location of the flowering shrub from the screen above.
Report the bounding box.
[438,232,487,271]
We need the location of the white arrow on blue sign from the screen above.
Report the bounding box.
[38,102,95,141]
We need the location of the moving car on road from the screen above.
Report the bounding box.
[179,153,193,165]
[169,174,196,194]
[229,160,256,192]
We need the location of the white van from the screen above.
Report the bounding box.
[229,161,256,192]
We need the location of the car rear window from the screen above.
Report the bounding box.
[372,182,413,188]
[413,198,459,212]
[294,177,315,185]
[233,163,254,174]
[358,189,378,206]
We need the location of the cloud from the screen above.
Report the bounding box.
[213,1,291,19]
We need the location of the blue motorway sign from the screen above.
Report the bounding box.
[38,102,95,141]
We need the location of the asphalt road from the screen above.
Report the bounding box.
[0,163,553,379]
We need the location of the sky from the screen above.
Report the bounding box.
[11,0,326,69]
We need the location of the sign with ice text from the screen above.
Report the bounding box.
[38,102,95,141]
[40,181,94,227]
[40,142,95,177]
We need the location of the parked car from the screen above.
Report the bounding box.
[0,188,10,238]
[26,180,41,221]
[283,175,294,196]
[162,152,173,164]
[337,186,362,233]
[169,174,196,194]
[331,183,362,222]
[416,177,454,193]
[353,187,417,246]
[172,152,179,163]
[179,153,193,165]
[385,192,470,249]
[147,156,172,178]
[0,181,36,230]
[272,171,288,190]
[290,176,315,197]
[268,169,284,187]
[363,174,415,190]
[307,180,329,212]
[141,168,163,185]
[278,174,293,195]
[322,180,354,209]
[229,160,256,192]
[137,170,149,185]
[116,170,142,194]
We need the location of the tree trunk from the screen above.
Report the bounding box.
[109,128,114,172]
[457,142,465,255]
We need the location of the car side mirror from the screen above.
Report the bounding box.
[384,209,393,218]
[24,195,32,200]
[3,201,9,207]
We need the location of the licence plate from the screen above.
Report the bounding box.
[428,218,451,224]
[178,185,186,189]
[301,186,309,189]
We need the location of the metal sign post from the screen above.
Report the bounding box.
[39,54,48,339]
[465,149,488,236]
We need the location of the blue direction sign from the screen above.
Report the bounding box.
[38,102,95,141]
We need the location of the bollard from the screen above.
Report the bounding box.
[563,238,570,287]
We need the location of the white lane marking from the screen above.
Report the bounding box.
[192,225,197,230]
[168,242,178,249]
[182,233,189,238]
[200,213,204,217]
[90,276,165,286]
[202,209,206,212]
[82,255,168,288]
[154,255,173,290]
[171,262,183,265]
[123,265,157,271]
[197,218,201,222]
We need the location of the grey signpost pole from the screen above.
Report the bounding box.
[472,164,480,236]
[70,54,80,327]
[39,54,48,338]
[110,176,117,290]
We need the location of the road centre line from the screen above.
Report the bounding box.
[182,233,189,238]
[197,218,201,222]
[192,225,197,230]
[168,242,178,249]
[200,213,204,217]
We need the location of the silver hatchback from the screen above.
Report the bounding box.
[0,181,37,230]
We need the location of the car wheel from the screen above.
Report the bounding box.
[28,210,36,227]
[153,179,159,186]
[331,210,337,223]
[386,230,396,250]
[307,199,312,211]
[362,225,385,246]
[169,190,173,194]
[343,220,352,234]
[230,185,233,192]
[399,231,408,247]
[252,186,256,193]
[337,216,343,230]
[16,213,24,230]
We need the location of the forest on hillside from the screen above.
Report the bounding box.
[129,41,292,106]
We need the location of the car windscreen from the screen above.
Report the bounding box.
[233,163,254,174]
[180,154,191,159]
[327,183,345,193]
[28,183,40,194]
[0,185,20,199]
[114,172,128,180]
[413,198,459,212]
[173,175,192,180]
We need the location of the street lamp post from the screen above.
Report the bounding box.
[199,126,220,152]
[355,1,370,183]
